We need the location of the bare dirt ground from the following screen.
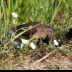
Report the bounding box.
[7,44,72,70]
[15,52,72,70]
[1,44,72,70]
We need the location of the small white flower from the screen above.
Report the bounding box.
[12,41,17,45]
[21,38,28,44]
[39,6,43,8]
[21,38,36,49]
[53,40,59,46]
[30,42,35,49]
[10,31,14,34]
[16,45,20,48]
[12,41,20,48]
[21,43,24,49]
[11,12,18,18]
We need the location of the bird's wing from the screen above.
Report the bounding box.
[16,22,41,35]
[17,22,41,29]
[24,23,46,35]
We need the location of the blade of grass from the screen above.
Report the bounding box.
[51,0,62,24]
[1,0,6,38]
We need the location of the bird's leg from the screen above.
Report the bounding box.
[42,37,50,45]
[36,38,44,46]
[40,38,43,45]
[37,38,40,46]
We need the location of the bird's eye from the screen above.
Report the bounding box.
[49,31,52,33]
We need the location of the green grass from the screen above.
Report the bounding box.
[47,64,67,70]
[0,0,72,70]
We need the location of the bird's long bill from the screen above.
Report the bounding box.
[51,34,57,40]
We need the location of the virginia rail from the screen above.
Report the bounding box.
[12,22,57,40]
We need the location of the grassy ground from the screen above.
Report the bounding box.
[0,0,72,70]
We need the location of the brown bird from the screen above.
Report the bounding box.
[12,22,57,40]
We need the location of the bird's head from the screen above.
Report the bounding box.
[46,26,57,40]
